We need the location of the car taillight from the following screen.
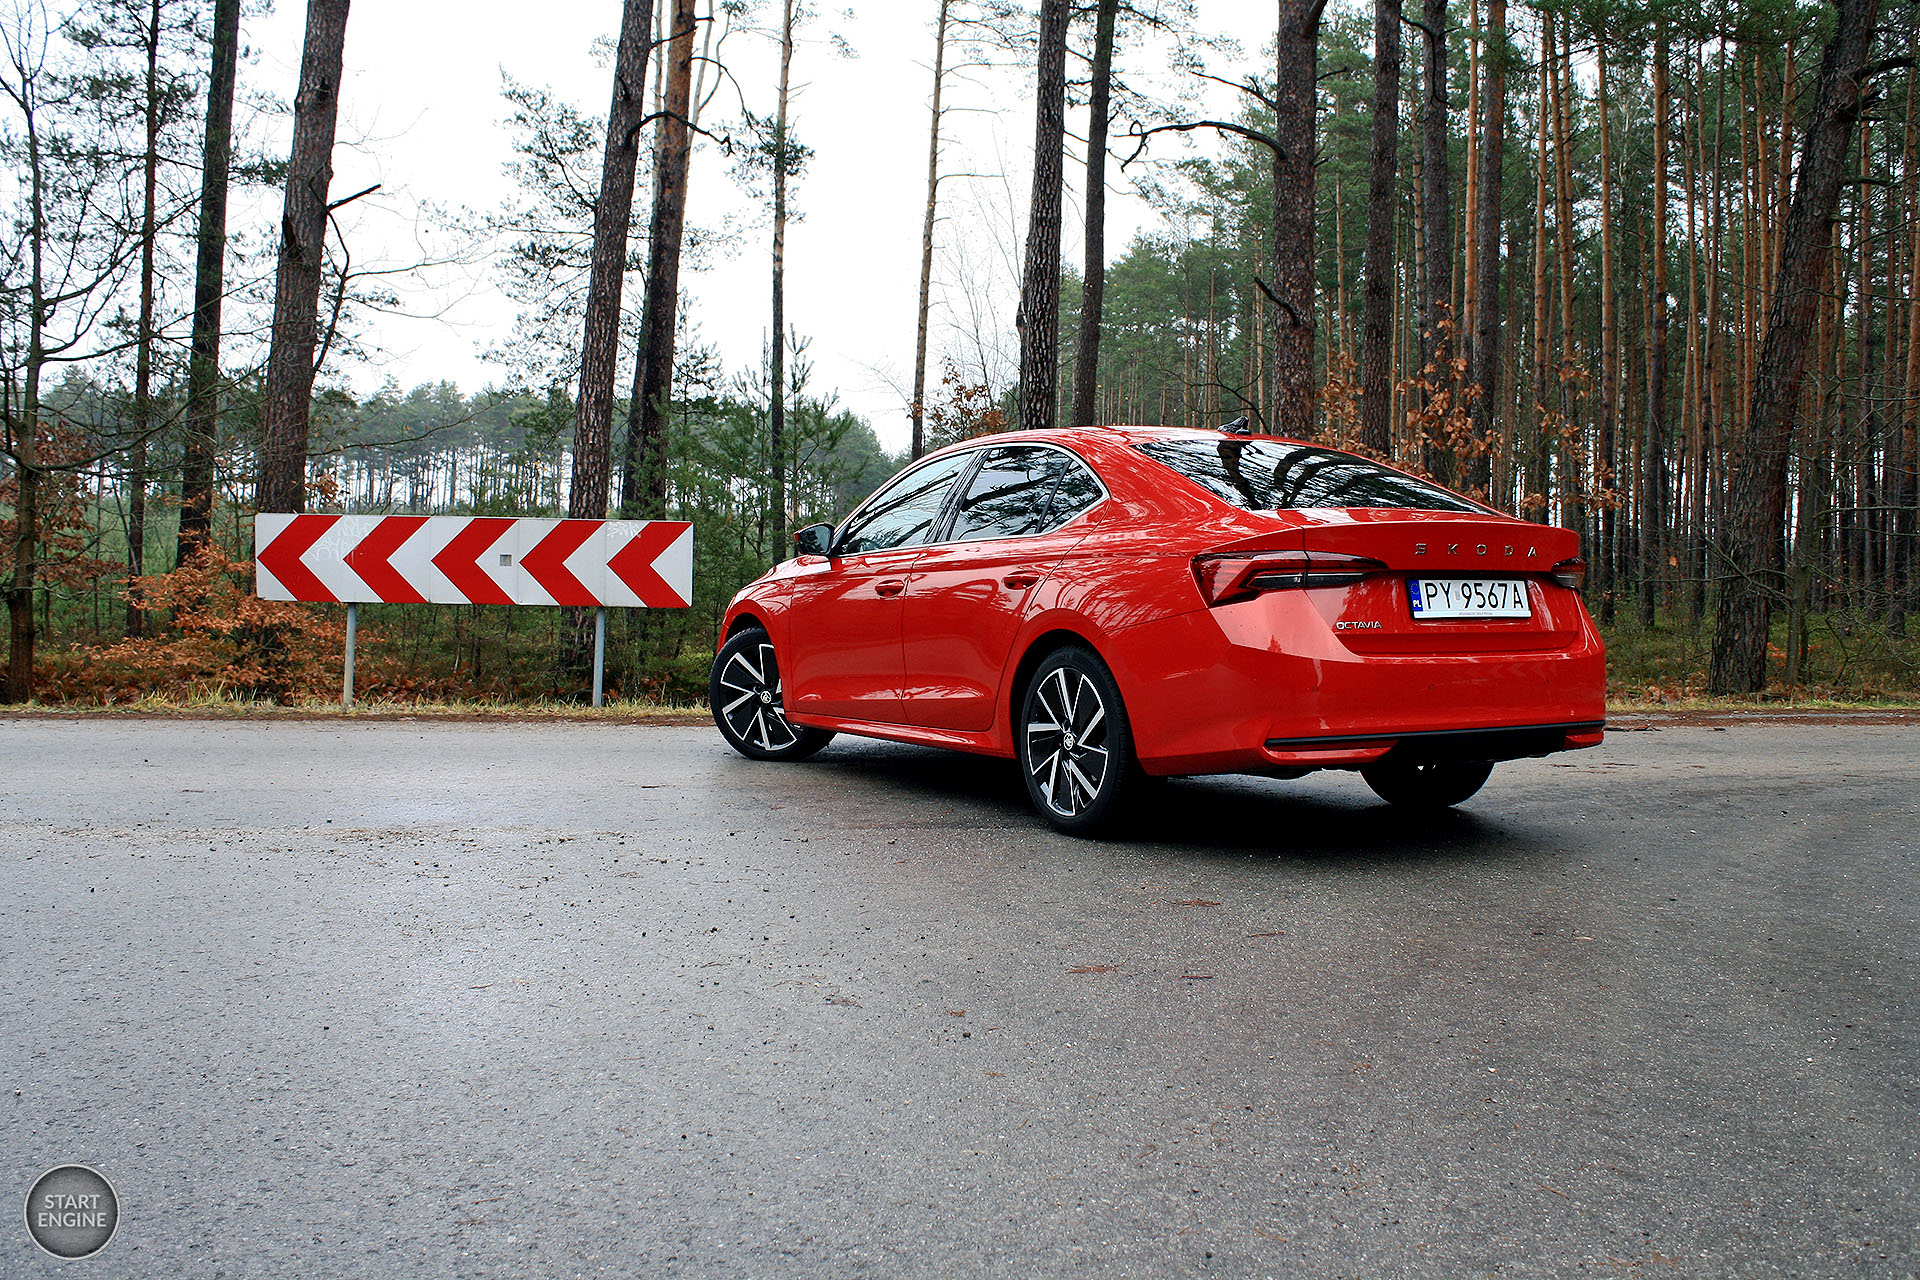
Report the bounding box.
[1192,550,1388,606]
[1548,558,1586,590]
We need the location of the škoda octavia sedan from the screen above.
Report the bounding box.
[710,424,1604,834]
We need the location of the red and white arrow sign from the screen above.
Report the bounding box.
[256,514,693,608]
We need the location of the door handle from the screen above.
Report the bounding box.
[1003,572,1041,590]
[874,579,905,597]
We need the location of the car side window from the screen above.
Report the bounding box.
[833,451,974,555]
[951,446,1059,541]
[1045,452,1102,529]
[950,445,1104,543]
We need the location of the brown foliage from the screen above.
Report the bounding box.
[62,546,352,703]
[926,359,1008,449]
[1396,348,1486,495]
[0,422,122,593]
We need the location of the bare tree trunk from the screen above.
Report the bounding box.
[1550,18,1582,540]
[257,0,350,515]
[1464,0,1504,495]
[1792,258,1838,684]
[5,406,38,702]
[1638,24,1670,626]
[769,0,795,548]
[1529,21,1550,522]
[1460,0,1479,353]
[1419,0,1453,477]
[1359,0,1400,456]
[1596,42,1619,620]
[569,0,655,522]
[1710,0,1881,693]
[1704,42,1729,614]
[176,0,240,562]
[1898,72,1920,633]
[5,48,51,702]
[1856,121,1879,618]
[1070,0,1118,428]
[910,0,952,457]
[1016,0,1069,433]
[1682,53,1708,626]
[620,0,697,519]
[125,0,162,635]
[1269,0,1323,439]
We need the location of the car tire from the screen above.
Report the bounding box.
[1017,646,1136,835]
[1360,758,1494,809]
[710,628,834,762]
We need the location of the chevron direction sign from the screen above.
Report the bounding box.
[255,514,693,609]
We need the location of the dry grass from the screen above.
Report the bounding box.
[1605,693,1920,713]
[1,690,708,723]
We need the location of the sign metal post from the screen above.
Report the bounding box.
[342,603,358,708]
[591,607,607,708]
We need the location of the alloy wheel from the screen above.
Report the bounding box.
[715,641,801,753]
[1025,665,1111,818]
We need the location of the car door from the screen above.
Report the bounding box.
[900,444,1107,731]
[782,450,975,725]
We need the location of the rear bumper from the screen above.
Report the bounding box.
[1262,720,1605,767]
[1103,592,1607,776]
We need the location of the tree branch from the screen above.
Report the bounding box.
[326,182,380,213]
[1122,119,1282,169]
[637,107,726,146]
[1189,69,1277,114]
[1400,13,1438,41]
[315,208,350,377]
[1253,275,1301,327]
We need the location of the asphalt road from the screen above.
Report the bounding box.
[2,716,1915,1278]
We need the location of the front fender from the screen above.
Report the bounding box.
[720,568,795,653]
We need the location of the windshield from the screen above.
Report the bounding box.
[1135,438,1484,514]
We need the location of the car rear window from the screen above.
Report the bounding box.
[1135,438,1483,513]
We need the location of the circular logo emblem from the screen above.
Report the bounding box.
[24,1165,118,1260]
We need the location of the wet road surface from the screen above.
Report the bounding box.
[3,717,1915,1277]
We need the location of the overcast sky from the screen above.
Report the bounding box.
[241,1,1274,455]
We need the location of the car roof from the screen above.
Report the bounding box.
[916,423,1506,521]
[929,423,1315,454]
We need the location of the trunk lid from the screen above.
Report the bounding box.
[1288,508,1579,572]
[1292,511,1586,654]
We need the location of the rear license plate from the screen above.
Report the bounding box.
[1407,578,1532,619]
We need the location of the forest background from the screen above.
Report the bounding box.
[1,0,1915,709]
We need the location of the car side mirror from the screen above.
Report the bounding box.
[794,522,834,559]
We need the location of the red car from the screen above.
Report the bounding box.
[710,424,1605,833]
